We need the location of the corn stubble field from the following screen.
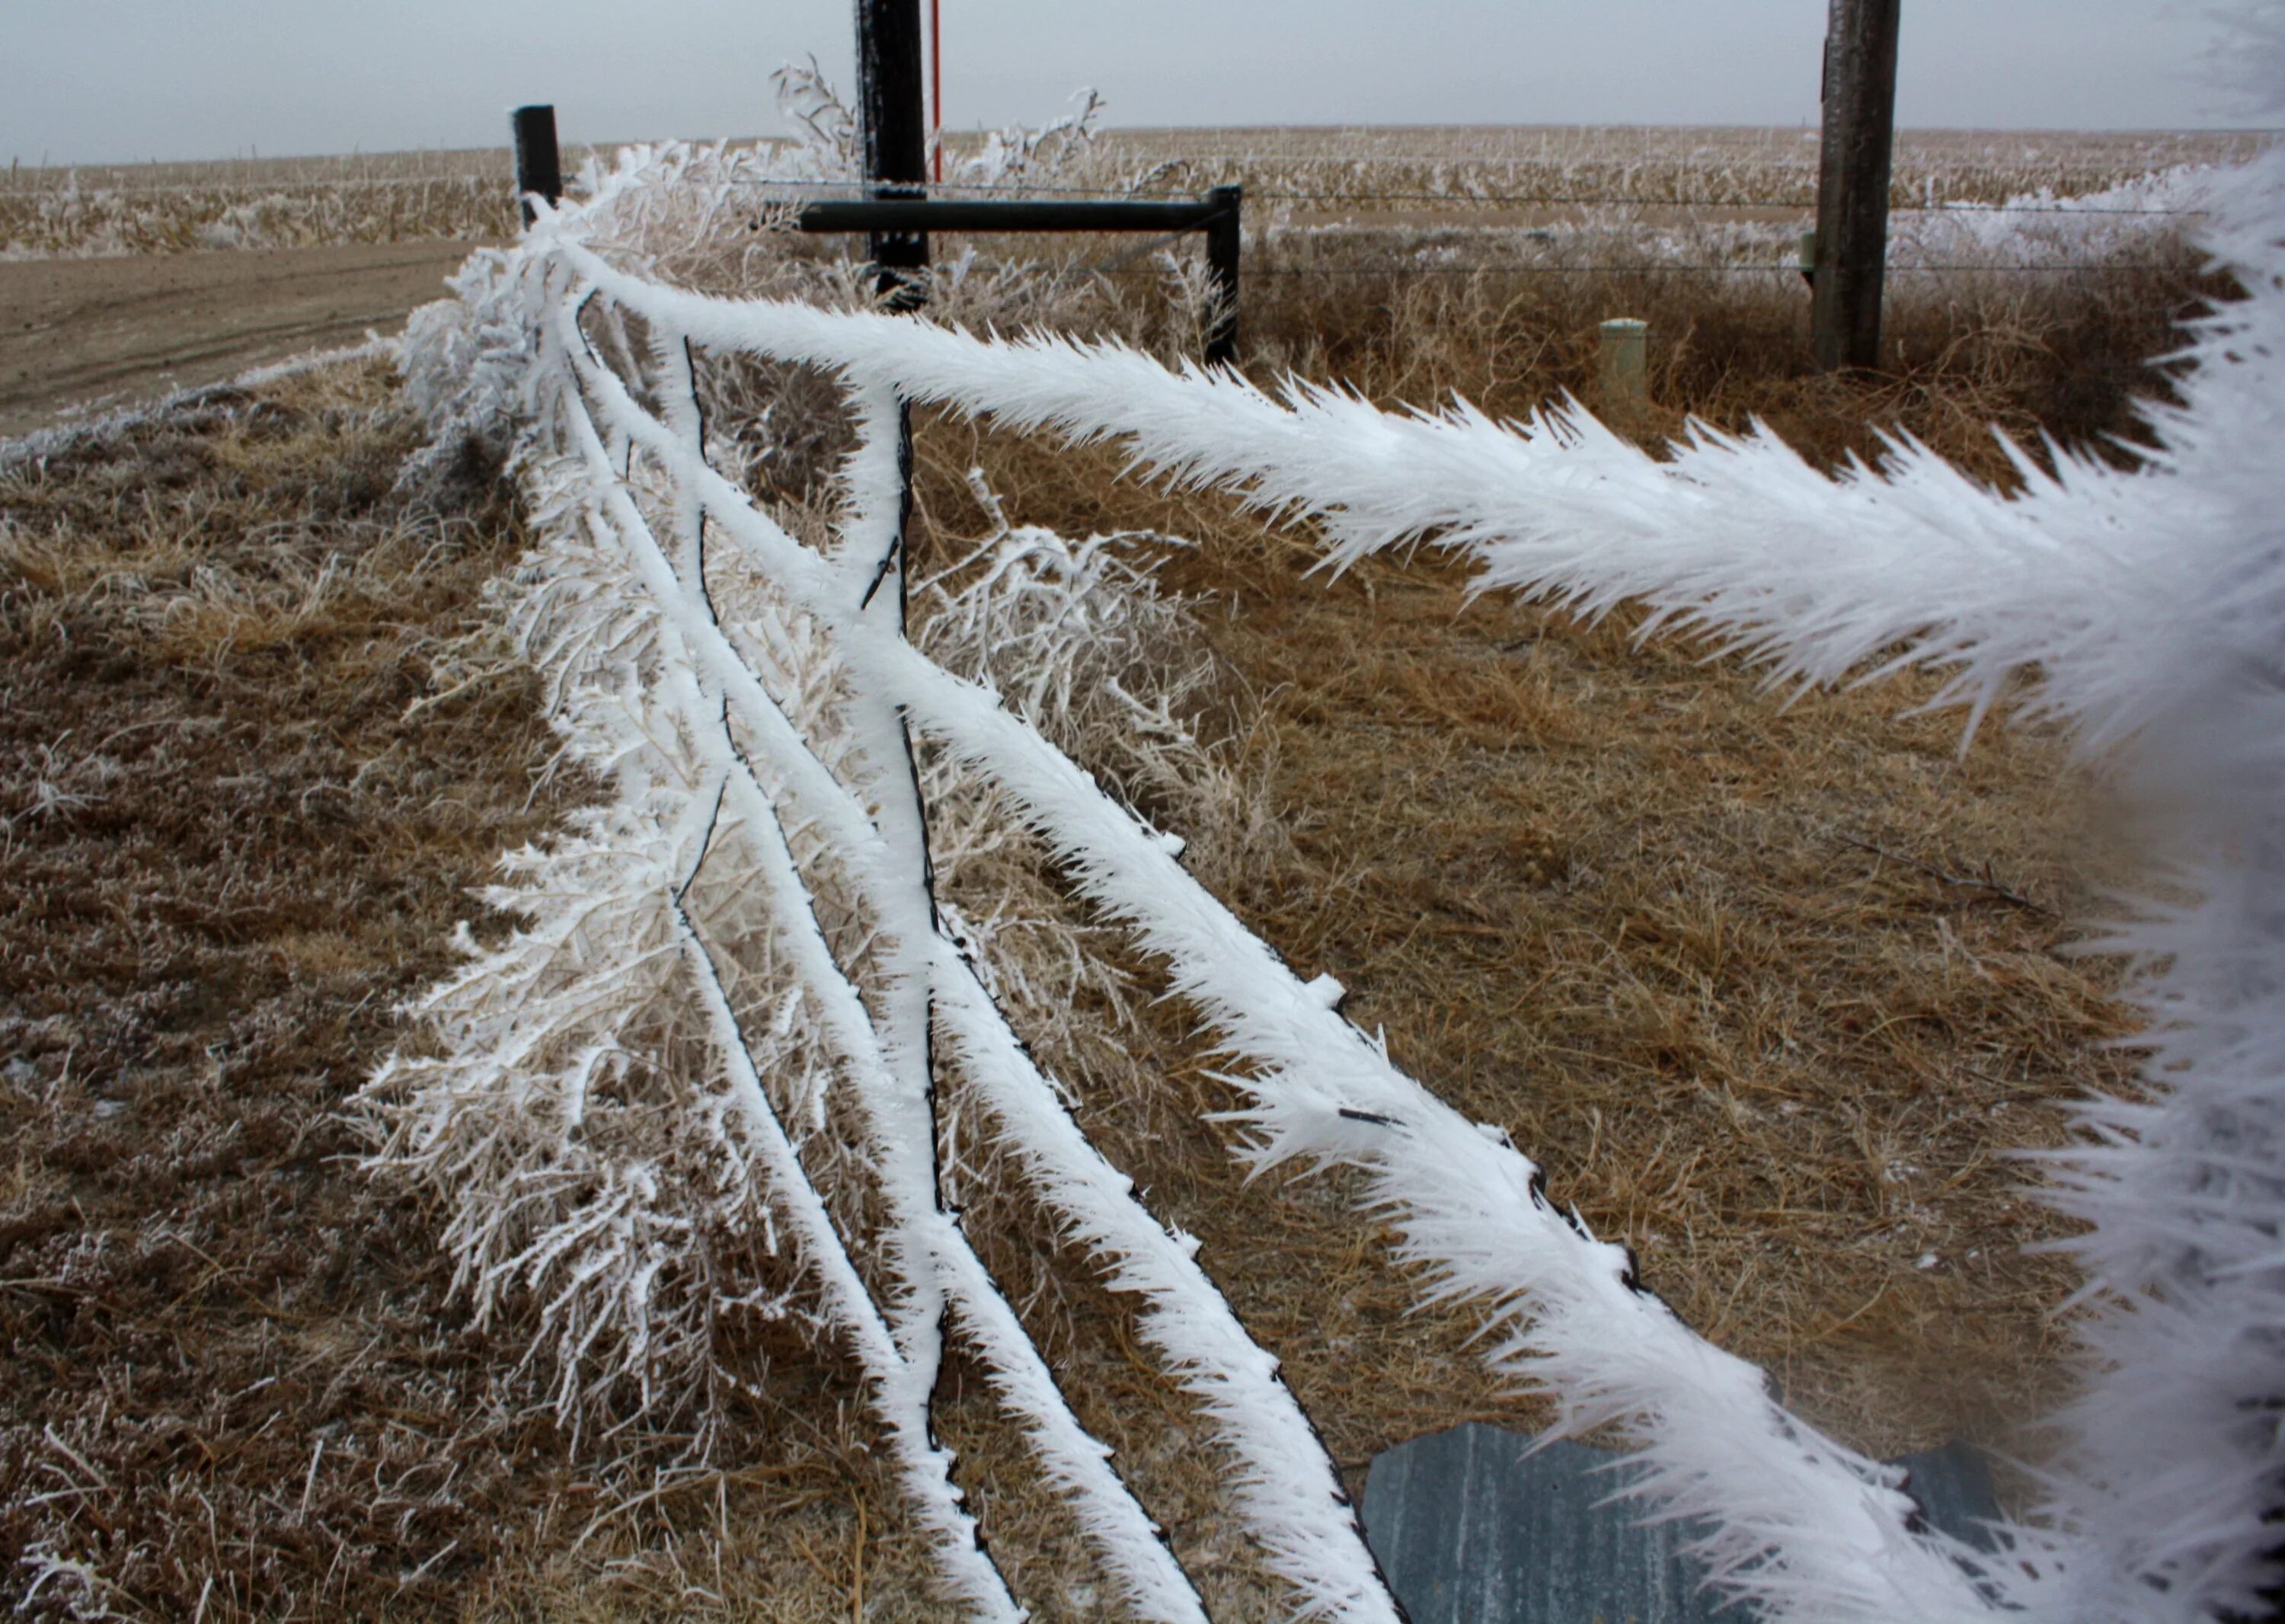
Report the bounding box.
[0,122,2257,1618]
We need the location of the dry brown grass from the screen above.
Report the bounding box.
[0,360,576,1617]
[1226,228,2227,482]
[906,411,2140,1475]
[0,361,1013,1622]
[0,134,2203,1616]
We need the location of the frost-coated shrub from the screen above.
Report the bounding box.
[565,69,1232,360]
[374,228,1301,1615]
[389,70,1228,513]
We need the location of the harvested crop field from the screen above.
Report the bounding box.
[0,125,2236,1619]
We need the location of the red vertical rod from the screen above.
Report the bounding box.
[930,0,944,184]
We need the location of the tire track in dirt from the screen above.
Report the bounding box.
[0,241,484,436]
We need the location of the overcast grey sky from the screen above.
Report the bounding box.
[2,1,2255,168]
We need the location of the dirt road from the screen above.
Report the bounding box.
[0,241,482,437]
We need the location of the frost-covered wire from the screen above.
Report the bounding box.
[385,24,2285,1616]
[532,229,2007,1619]
[510,72,2285,1622]
[553,305,1218,1617]
[382,119,1336,1612]
[542,286,1401,1621]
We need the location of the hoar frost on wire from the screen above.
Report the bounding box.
[617,44,2282,1624]
[372,19,2285,1619]
[497,36,2285,1622]
[519,219,1975,1618]
[387,119,1977,1624]
[375,78,1265,1456]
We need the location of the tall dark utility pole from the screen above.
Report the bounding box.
[1810,0,1901,371]
[856,0,930,306]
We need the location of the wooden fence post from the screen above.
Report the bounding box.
[857,0,931,308]
[1203,185,1242,369]
[510,104,562,229]
[1810,0,1901,371]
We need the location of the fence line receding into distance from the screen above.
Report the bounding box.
[425,220,2013,1622]
[383,120,2285,1621]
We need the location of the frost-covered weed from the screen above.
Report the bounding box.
[372,126,1262,1470]
[364,434,1249,1443]
[558,70,1151,328]
[376,105,1366,1605]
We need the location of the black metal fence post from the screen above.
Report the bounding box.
[1203,185,1242,370]
[857,0,931,308]
[511,104,563,229]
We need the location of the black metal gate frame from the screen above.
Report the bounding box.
[511,104,1242,368]
[794,188,1245,369]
